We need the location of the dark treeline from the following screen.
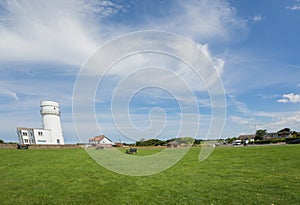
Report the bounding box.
[134,137,203,146]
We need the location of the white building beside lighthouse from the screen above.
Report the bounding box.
[17,100,65,145]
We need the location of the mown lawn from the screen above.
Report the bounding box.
[0,145,299,204]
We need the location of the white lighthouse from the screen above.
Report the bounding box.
[17,100,65,145]
[40,100,65,145]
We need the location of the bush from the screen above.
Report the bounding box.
[272,138,286,143]
[255,138,286,144]
[255,140,272,144]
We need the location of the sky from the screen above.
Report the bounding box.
[0,0,300,143]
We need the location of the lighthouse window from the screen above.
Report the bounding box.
[22,132,27,136]
[38,131,43,136]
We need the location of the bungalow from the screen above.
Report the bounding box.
[89,135,113,148]
[263,128,292,139]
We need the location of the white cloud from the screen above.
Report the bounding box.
[286,0,300,10]
[228,95,250,114]
[286,4,300,10]
[198,44,225,76]
[0,0,125,66]
[249,111,300,133]
[80,33,226,96]
[230,116,253,124]
[277,99,289,103]
[0,0,242,142]
[0,88,18,100]
[252,15,262,22]
[0,0,243,67]
[158,0,246,41]
[274,114,300,126]
[278,93,300,103]
[80,0,126,18]
[261,112,300,132]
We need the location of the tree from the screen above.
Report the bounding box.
[136,139,166,146]
[255,129,267,140]
[292,131,299,138]
[227,137,237,144]
[194,139,203,145]
[0,139,4,143]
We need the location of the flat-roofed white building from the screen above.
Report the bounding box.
[17,100,65,145]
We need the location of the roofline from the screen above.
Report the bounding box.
[16,127,51,131]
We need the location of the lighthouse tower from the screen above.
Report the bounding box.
[40,100,65,145]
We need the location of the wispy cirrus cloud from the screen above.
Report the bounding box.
[149,0,246,41]
[0,0,127,66]
[228,95,250,114]
[230,115,254,124]
[0,88,18,100]
[0,0,245,71]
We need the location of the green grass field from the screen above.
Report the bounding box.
[1,145,299,204]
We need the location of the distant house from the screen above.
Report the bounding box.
[238,134,255,140]
[89,135,113,148]
[114,142,124,147]
[166,141,180,148]
[277,128,292,138]
[263,128,292,139]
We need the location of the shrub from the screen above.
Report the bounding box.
[255,138,286,144]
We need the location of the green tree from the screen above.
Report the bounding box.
[0,139,4,143]
[255,129,267,140]
[227,137,237,144]
[194,139,203,145]
[136,139,166,146]
[291,131,299,138]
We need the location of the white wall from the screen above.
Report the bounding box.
[99,137,113,144]
[40,101,65,145]
[33,129,51,144]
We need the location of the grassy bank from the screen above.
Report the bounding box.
[0,145,299,204]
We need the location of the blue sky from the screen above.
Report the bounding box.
[0,0,300,143]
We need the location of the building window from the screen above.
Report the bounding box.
[57,139,60,144]
[38,131,43,136]
[24,139,29,143]
[22,132,27,136]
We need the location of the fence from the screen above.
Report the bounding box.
[0,143,85,149]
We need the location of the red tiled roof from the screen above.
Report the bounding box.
[89,135,105,142]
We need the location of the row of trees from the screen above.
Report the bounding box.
[135,137,202,146]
